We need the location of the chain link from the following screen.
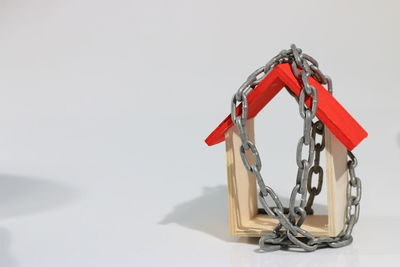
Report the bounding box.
[231,44,362,252]
[305,120,325,215]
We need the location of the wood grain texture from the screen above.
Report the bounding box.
[325,128,348,236]
[225,119,258,235]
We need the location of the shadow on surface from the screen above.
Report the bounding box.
[0,174,79,267]
[159,185,327,243]
[0,228,18,267]
[159,185,240,242]
[0,174,78,219]
[397,133,400,148]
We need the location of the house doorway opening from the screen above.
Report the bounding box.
[254,89,328,216]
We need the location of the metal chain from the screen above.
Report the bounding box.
[305,120,325,215]
[231,44,361,252]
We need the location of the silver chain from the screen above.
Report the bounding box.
[305,120,325,215]
[231,44,361,252]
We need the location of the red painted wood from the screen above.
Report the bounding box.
[205,63,367,151]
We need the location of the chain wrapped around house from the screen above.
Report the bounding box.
[205,44,367,252]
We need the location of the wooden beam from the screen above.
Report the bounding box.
[325,128,348,236]
[225,119,258,235]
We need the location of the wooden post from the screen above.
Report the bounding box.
[225,119,260,236]
[325,128,348,236]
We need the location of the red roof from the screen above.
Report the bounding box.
[205,63,367,151]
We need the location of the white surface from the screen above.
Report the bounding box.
[0,0,399,266]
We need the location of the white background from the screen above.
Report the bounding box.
[0,0,399,266]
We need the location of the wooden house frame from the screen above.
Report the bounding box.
[205,64,367,237]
